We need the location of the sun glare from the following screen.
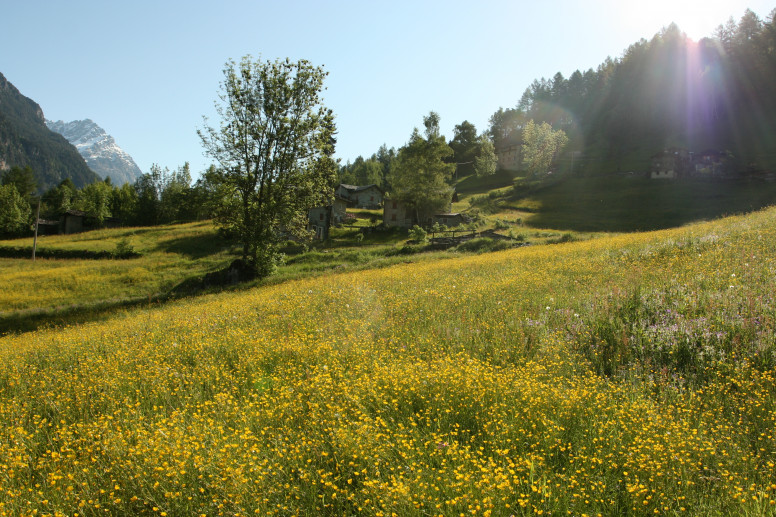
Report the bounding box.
[618,0,768,41]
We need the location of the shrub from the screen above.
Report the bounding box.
[456,237,512,253]
[115,237,137,258]
[408,225,427,243]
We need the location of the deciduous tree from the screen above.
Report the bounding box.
[199,56,337,277]
[474,136,498,177]
[521,120,568,177]
[389,112,455,224]
[0,184,30,236]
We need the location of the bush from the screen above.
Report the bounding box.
[408,225,427,243]
[115,237,136,258]
[455,237,512,254]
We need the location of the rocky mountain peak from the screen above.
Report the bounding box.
[46,119,142,185]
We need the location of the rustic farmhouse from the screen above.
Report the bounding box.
[336,184,384,209]
[307,195,349,240]
[383,198,465,229]
[495,133,523,172]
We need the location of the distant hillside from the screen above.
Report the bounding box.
[493,9,776,175]
[47,119,142,185]
[0,72,100,190]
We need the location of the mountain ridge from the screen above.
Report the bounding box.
[46,118,143,185]
[0,72,100,190]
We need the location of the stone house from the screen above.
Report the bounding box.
[307,205,332,240]
[383,198,413,228]
[336,184,384,209]
[651,148,691,179]
[495,133,523,172]
[307,195,349,240]
[693,150,728,177]
[383,197,465,229]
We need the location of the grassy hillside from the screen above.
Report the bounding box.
[1,206,775,515]
[458,174,776,234]
[0,221,237,332]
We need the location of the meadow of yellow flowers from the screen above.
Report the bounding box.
[1,208,775,516]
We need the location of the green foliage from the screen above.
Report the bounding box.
[199,56,337,278]
[473,136,498,177]
[110,182,138,223]
[1,165,37,199]
[41,178,76,218]
[0,184,30,236]
[449,120,479,176]
[522,120,568,177]
[408,225,427,243]
[455,237,512,253]
[339,156,385,187]
[74,180,113,223]
[114,237,137,258]
[493,11,776,174]
[389,112,456,222]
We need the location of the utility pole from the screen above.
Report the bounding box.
[32,198,40,261]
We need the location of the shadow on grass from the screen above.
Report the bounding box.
[519,176,776,232]
[154,232,234,259]
[0,246,141,260]
[0,261,256,336]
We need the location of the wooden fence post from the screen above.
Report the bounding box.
[32,199,40,261]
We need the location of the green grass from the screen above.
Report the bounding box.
[2,206,776,515]
[520,175,776,232]
[4,174,776,335]
[0,221,239,333]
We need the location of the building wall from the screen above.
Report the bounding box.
[307,206,331,240]
[353,187,383,209]
[650,169,675,179]
[332,199,347,223]
[497,144,522,171]
[432,214,464,227]
[383,200,413,228]
[61,215,84,234]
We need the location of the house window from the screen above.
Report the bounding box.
[319,213,324,221]
[391,213,396,221]
[392,201,397,209]
[370,196,374,202]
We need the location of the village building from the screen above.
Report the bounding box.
[58,210,122,234]
[495,133,523,172]
[693,150,728,177]
[431,213,466,228]
[336,184,384,209]
[36,219,60,236]
[307,205,332,240]
[383,196,465,229]
[650,148,691,179]
[60,209,87,234]
[306,194,349,240]
[383,198,413,228]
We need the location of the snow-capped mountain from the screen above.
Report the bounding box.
[46,119,142,185]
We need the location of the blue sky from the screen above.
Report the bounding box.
[2,0,773,179]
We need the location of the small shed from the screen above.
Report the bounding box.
[60,210,87,234]
[36,219,60,236]
[432,213,466,228]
